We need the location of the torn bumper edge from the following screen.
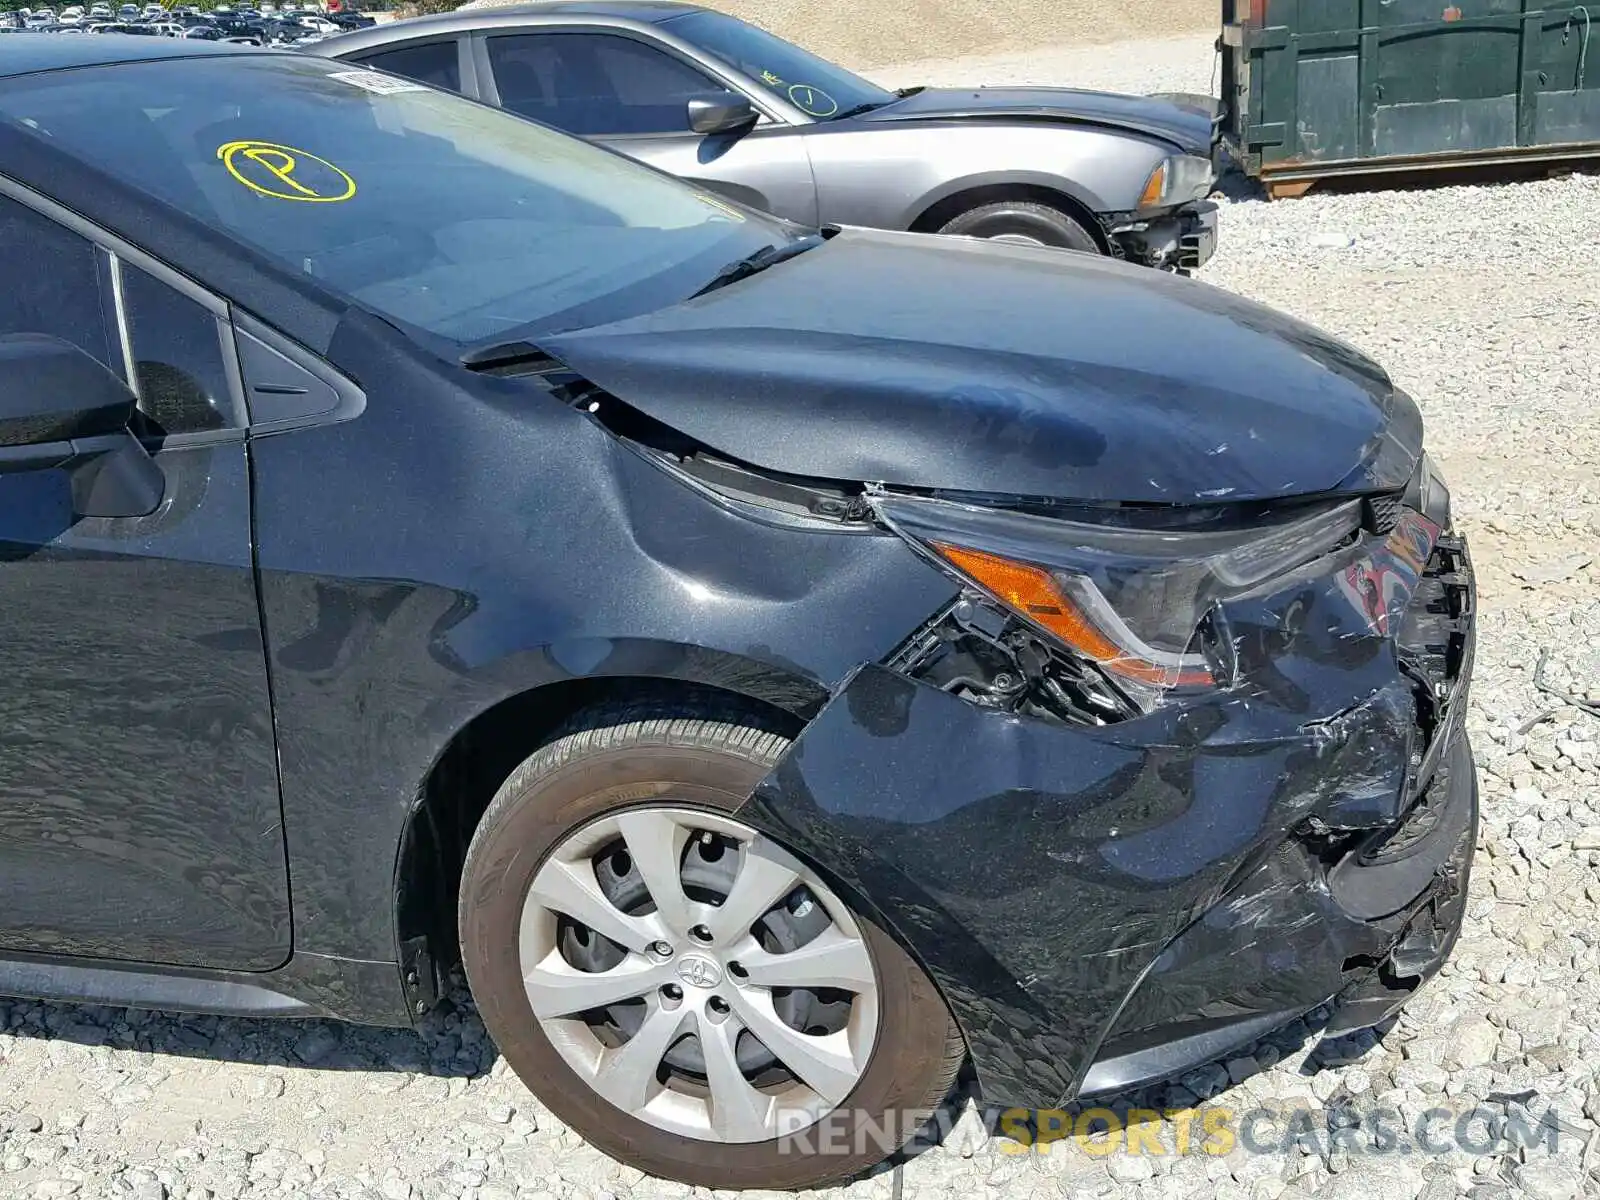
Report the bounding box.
[1108,200,1218,271]
[1080,731,1477,1096]
[739,662,1476,1110]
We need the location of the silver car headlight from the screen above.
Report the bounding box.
[1138,154,1215,209]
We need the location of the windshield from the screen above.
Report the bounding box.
[661,10,892,120]
[0,54,794,343]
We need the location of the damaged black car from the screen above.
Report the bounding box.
[0,40,1475,1192]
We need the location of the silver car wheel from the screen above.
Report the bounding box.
[518,806,880,1143]
[987,233,1047,247]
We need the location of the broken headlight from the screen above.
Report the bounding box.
[876,494,1363,709]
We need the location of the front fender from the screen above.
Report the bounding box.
[806,122,1168,228]
[253,309,959,964]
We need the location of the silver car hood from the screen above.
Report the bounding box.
[862,86,1216,155]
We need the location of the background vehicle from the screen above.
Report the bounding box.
[316,1,1220,270]
[211,11,264,38]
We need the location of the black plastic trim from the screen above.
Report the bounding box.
[1078,1009,1302,1098]
[0,955,315,1017]
[234,311,367,436]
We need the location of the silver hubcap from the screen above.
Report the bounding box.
[518,807,880,1143]
[988,232,1047,247]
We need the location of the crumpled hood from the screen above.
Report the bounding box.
[541,228,1422,505]
[862,86,1215,155]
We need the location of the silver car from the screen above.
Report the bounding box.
[313,1,1219,270]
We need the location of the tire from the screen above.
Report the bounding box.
[458,697,966,1190]
[938,199,1103,253]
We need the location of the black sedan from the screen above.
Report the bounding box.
[0,37,1474,1190]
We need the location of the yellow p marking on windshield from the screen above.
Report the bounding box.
[217,141,356,203]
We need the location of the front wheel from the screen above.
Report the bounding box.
[457,700,965,1190]
[938,199,1102,252]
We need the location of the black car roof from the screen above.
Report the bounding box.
[0,31,264,78]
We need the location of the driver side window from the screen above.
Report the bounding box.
[0,194,239,438]
[487,32,730,136]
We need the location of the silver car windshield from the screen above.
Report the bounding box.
[0,54,790,342]
[661,10,893,120]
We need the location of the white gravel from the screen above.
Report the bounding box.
[4,31,1600,1200]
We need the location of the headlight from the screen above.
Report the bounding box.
[1138,154,1215,208]
[876,494,1363,706]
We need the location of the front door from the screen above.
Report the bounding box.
[478,28,821,225]
[0,187,290,971]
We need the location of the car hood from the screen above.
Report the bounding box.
[862,85,1215,155]
[539,228,1421,505]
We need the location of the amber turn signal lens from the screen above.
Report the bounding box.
[931,542,1212,689]
[1138,161,1167,209]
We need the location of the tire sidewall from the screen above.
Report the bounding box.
[940,202,1101,253]
[458,740,955,1190]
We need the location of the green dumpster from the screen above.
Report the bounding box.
[1221,0,1600,195]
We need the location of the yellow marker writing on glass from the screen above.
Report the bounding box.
[786,84,838,117]
[217,140,356,203]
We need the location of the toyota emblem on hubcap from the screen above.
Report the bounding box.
[675,954,723,989]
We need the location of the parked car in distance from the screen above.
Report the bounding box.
[315,1,1219,271]
[1,33,1475,1194]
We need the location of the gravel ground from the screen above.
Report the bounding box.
[4,31,1600,1200]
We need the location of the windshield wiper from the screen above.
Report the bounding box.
[832,88,921,121]
[690,234,824,298]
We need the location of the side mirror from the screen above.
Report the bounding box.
[687,93,758,135]
[0,333,165,518]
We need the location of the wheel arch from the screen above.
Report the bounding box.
[907,177,1113,254]
[392,648,827,1008]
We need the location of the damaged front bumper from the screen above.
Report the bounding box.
[740,517,1477,1109]
[1108,200,1218,272]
